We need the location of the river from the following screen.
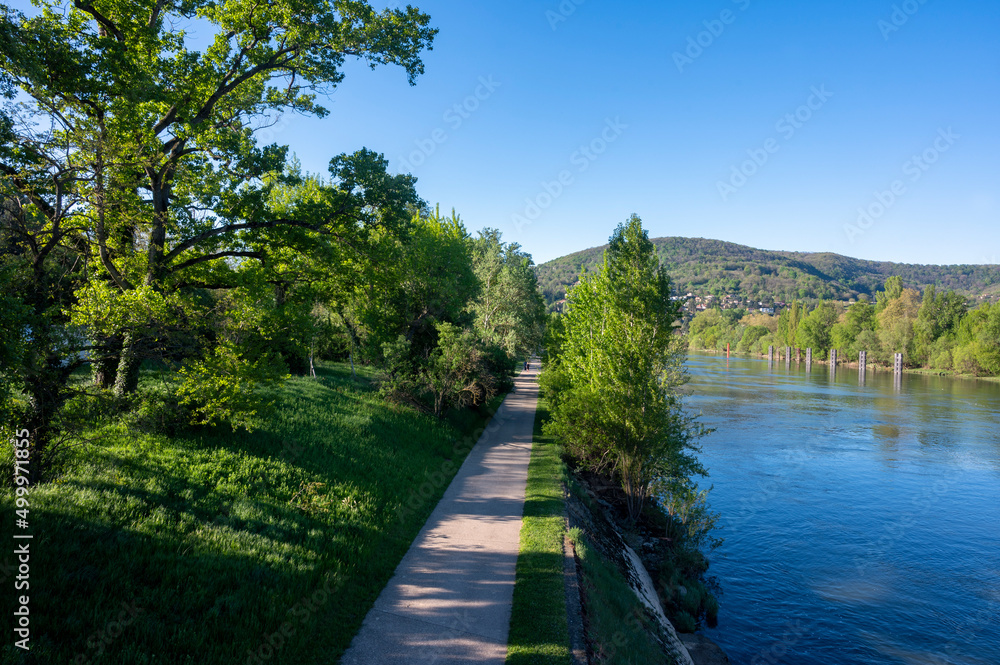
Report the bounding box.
[685,353,1000,665]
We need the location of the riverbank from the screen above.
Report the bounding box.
[508,392,729,664]
[687,346,1000,382]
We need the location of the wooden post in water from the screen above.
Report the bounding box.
[726,342,730,359]
[768,345,774,362]
[785,346,791,366]
[796,347,801,363]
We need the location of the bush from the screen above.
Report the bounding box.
[177,342,289,430]
[124,384,192,435]
[928,337,955,371]
[673,611,696,634]
[655,547,719,632]
[537,362,572,408]
[380,322,502,418]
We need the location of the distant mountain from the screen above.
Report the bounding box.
[535,237,1000,309]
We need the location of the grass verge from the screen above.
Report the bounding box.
[505,395,570,664]
[567,521,674,665]
[0,362,502,665]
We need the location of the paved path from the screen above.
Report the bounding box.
[341,360,540,665]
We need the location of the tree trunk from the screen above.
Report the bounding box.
[23,355,76,484]
[93,334,122,389]
[113,333,142,396]
[24,381,55,485]
[309,336,316,378]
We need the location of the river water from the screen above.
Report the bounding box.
[686,353,1000,665]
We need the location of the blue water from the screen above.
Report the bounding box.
[687,354,1000,665]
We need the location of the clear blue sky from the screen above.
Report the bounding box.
[12,0,1000,266]
[301,0,1000,267]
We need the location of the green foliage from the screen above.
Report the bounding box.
[541,312,566,362]
[953,303,1000,376]
[737,325,770,353]
[471,228,546,360]
[876,287,921,364]
[177,341,290,430]
[0,0,436,479]
[544,214,707,522]
[689,308,726,350]
[680,275,999,378]
[356,214,540,418]
[121,381,193,436]
[656,478,723,554]
[831,297,876,357]
[653,536,720,632]
[381,322,499,418]
[913,286,968,365]
[795,301,840,359]
[349,207,477,363]
[0,192,89,481]
[776,301,802,347]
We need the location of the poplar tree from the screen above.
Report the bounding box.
[546,214,706,521]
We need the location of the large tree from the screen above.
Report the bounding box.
[545,214,706,521]
[1,0,435,476]
[470,228,546,360]
[0,191,88,481]
[795,300,839,359]
[1,0,435,391]
[912,285,968,366]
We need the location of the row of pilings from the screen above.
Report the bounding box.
[767,345,904,375]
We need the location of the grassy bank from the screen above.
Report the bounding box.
[505,396,570,664]
[1,362,501,664]
[567,522,674,665]
[507,395,680,665]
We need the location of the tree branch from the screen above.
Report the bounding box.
[162,216,337,264]
[73,1,124,41]
[148,0,169,29]
[168,250,262,273]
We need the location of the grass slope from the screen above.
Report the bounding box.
[569,522,675,665]
[505,396,570,664]
[0,362,500,665]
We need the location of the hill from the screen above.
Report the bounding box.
[535,237,1000,309]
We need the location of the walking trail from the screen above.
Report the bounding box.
[341,359,540,665]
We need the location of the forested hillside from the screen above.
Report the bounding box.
[536,237,1000,308]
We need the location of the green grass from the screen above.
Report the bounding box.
[567,522,675,665]
[0,362,502,665]
[505,396,570,665]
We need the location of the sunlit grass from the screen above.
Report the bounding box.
[0,362,501,664]
[505,397,570,664]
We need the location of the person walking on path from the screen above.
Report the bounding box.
[341,358,541,665]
